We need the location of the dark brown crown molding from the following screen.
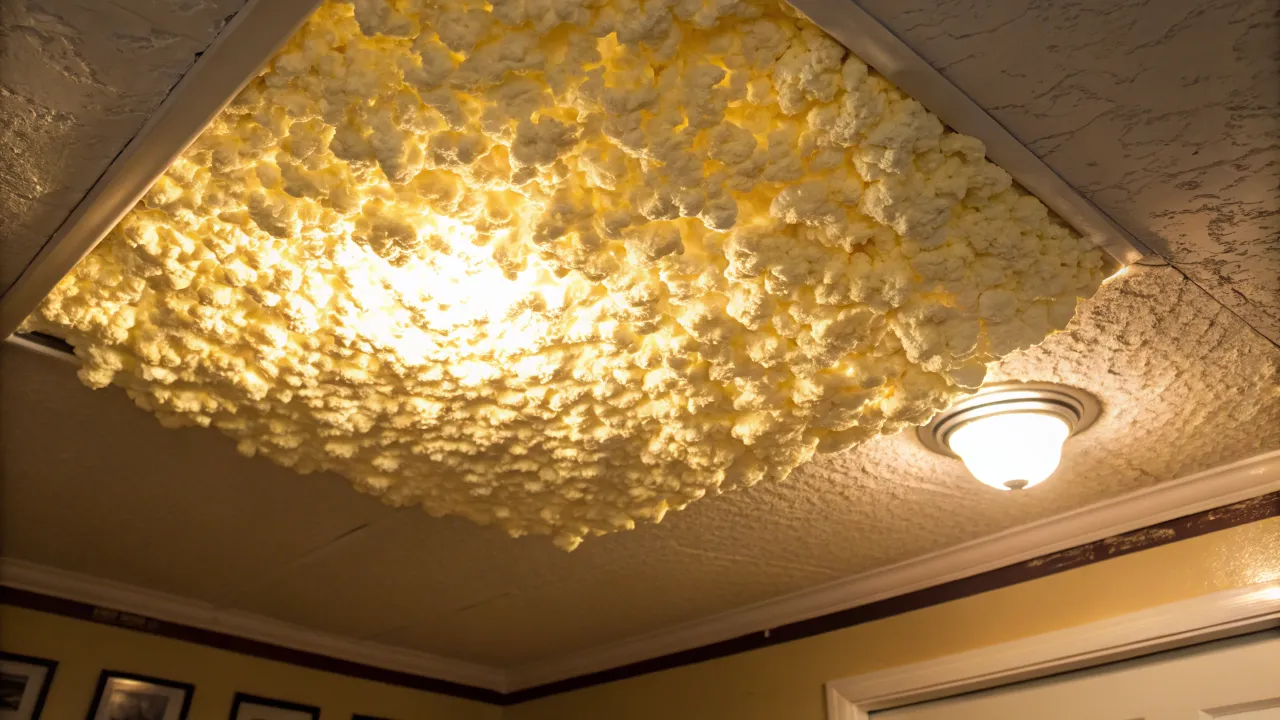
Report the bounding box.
[3,490,1276,706]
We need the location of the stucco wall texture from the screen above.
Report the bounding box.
[0,0,245,294]
[861,0,1280,343]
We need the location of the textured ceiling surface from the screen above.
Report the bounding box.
[4,266,1277,668]
[860,0,1280,343]
[0,0,245,295]
[1,0,1279,676]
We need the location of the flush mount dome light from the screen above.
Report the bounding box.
[917,383,1099,491]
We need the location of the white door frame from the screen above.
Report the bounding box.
[826,581,1280,720]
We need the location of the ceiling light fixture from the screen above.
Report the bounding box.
[917,383,1100,491]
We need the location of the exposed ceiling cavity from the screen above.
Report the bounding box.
[20,0,1106,549]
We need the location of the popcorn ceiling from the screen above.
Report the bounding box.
[24,0,1105,550]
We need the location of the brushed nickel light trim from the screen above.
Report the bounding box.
[917,382,1101,459]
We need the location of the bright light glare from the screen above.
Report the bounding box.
[330,213,584,365]
[1103,264,1130,284]
[1248,585,1280,602]
[947,412,1070,491]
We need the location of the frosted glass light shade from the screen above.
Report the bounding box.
[947,412,1071,491]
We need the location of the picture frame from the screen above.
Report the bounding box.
[0,652,58,720]
[228,693,320,720]
[86,671,193,720]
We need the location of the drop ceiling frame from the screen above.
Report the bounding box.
[0,0,321,338]
[0,0,1149,341]
[786,0,1151,268]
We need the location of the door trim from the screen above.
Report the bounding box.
[826,581,1280,720]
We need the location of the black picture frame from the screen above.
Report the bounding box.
[85,670,194,720]
[228,693,320,720]
[0,651,58,720]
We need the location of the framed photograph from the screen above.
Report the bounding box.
[86,671,193,720]
[0,652,57,720]
[228,694,319,720]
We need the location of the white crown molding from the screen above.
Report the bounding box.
[825,580,1280,719]
[2,453,1275,696]
[0,0,321,338]
[507,450,1280,690]
[0,558,507,693]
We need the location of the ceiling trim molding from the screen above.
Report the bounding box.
[825,580,1280,719]
[1,453,1275,704]
[0,560,507,695]
[788,0,1150,267]
[0,0,320,338]
[505,451,1280,693]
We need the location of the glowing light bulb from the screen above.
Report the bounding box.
[947,412,1070,491]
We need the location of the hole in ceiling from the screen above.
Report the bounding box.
[20,0,1108,549]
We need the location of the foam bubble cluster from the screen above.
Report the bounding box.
[25,0,1105,549]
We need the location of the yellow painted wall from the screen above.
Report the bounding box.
[5,518,1277,720]
[508,517,1280,720]
[0,605,502,720]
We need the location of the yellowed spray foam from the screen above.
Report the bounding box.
[24,0,1105,549]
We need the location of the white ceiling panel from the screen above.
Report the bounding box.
[859,0,1280,342]
[0,0,246,294]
